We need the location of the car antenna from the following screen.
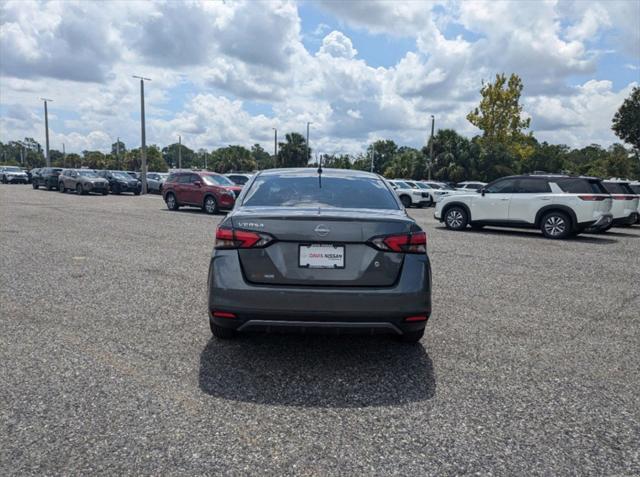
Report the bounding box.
[317,152,322,188]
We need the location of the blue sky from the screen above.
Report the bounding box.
[0,0,638,154]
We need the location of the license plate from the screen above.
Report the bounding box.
[299,244,345,269]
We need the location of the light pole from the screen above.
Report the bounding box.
[133,75,151,193]
[272,128,278,166]
[41,98,53,167]
[116,137,120,169]
[306,122,312,165]
[62,143,66,168]
[178,135,182,169]
[429,115,435,181]
[370,148,375,173]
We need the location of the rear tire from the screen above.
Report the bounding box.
[444,206,468,231]
[399,329,424,343]
[210,319,236,339]
[166,193,179,211]
[400,195,412,208]
[134,190,140,196]
[101,190,108,195]
[540,211,571,239]
[59,183,65,193]
[76,184,85,195]
[112,183,121,195]
[32,183,39,189]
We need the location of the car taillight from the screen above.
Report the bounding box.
[578,195,607,201]
[611,195,627,200]
[215,227,274,249]
[626,195,638,200]
[370,231,427,254]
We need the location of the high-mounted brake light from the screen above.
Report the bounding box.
[370,231,427,254]
[578,195,607,201]
[215,227,274,249]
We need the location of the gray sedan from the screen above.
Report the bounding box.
[207,168,432,342]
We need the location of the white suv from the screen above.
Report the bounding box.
[434,175,613,239]
[388,180,432,208]
[602,180,639,228]
[630,181,640,224]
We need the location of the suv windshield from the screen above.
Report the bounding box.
[4,166,21,172]
[78,170,97,177]
[202,174,234,186]
[243,175,399,210]
[113,172,131,180]
[393,181,410,189]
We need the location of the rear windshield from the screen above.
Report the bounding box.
[603,182,632,194]
[556,178,607,194]
[630,185,640,194]
[242,175,399,210]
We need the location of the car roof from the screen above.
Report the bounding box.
[257,168,380,179]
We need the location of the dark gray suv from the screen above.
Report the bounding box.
[207,168,432,342]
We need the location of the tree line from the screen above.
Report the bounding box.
[2,75,638,181]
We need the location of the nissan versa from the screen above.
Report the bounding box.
[207,168,432,343]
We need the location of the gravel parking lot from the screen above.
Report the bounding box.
[1,185,639,475]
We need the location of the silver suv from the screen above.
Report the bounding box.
[435,175,613,239]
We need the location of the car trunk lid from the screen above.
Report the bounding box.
[232,207,414,286]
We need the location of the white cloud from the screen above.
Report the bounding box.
[0,0,637,156]
[318,31,358,59]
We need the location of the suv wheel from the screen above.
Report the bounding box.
[210,319,236,339]
[203,196,218,214]
[32,182,39,189]
[76,184,85,195]
[541,211,571,239]
[444,206,468,231]
[400,195,412,208]
[166,193,179,211]
[59,183,65,193]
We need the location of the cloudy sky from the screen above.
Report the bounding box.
[0,0,638,155]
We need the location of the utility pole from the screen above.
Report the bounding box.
[370,148,375,173]
[62,143,66,168]
[306,122,312,165]
[20,146,24,166]
[133,75,151,193]
[41,98,53,167]
[429,115,435,181]
[178,135,182,169]
[116,137,120,169]
[272,128,278,166]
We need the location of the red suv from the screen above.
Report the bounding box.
[162,171,242,214]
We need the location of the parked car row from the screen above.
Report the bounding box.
[388,179,470,208]
[434,174,639,239]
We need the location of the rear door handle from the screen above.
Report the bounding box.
[539,197,551,201]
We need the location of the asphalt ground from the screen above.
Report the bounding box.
[1,184,639,475]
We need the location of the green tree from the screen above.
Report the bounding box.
[612,86,640,151]
[367,139,398,174]
[467,73,531,149]
[424,129,474,181]
[162,142,195,169]
[383,148,425,179]
[278,133,309,167]
[322,154,351,169]
[211,145,257,172]
[251,144,272,170]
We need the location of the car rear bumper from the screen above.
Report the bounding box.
[582,213,612,230]
[208,251,432,335]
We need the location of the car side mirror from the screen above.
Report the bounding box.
[194,180,202,187]
[391,185,397,190]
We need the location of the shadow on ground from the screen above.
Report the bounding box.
[199,334,435,408]
[437,225,619,244]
